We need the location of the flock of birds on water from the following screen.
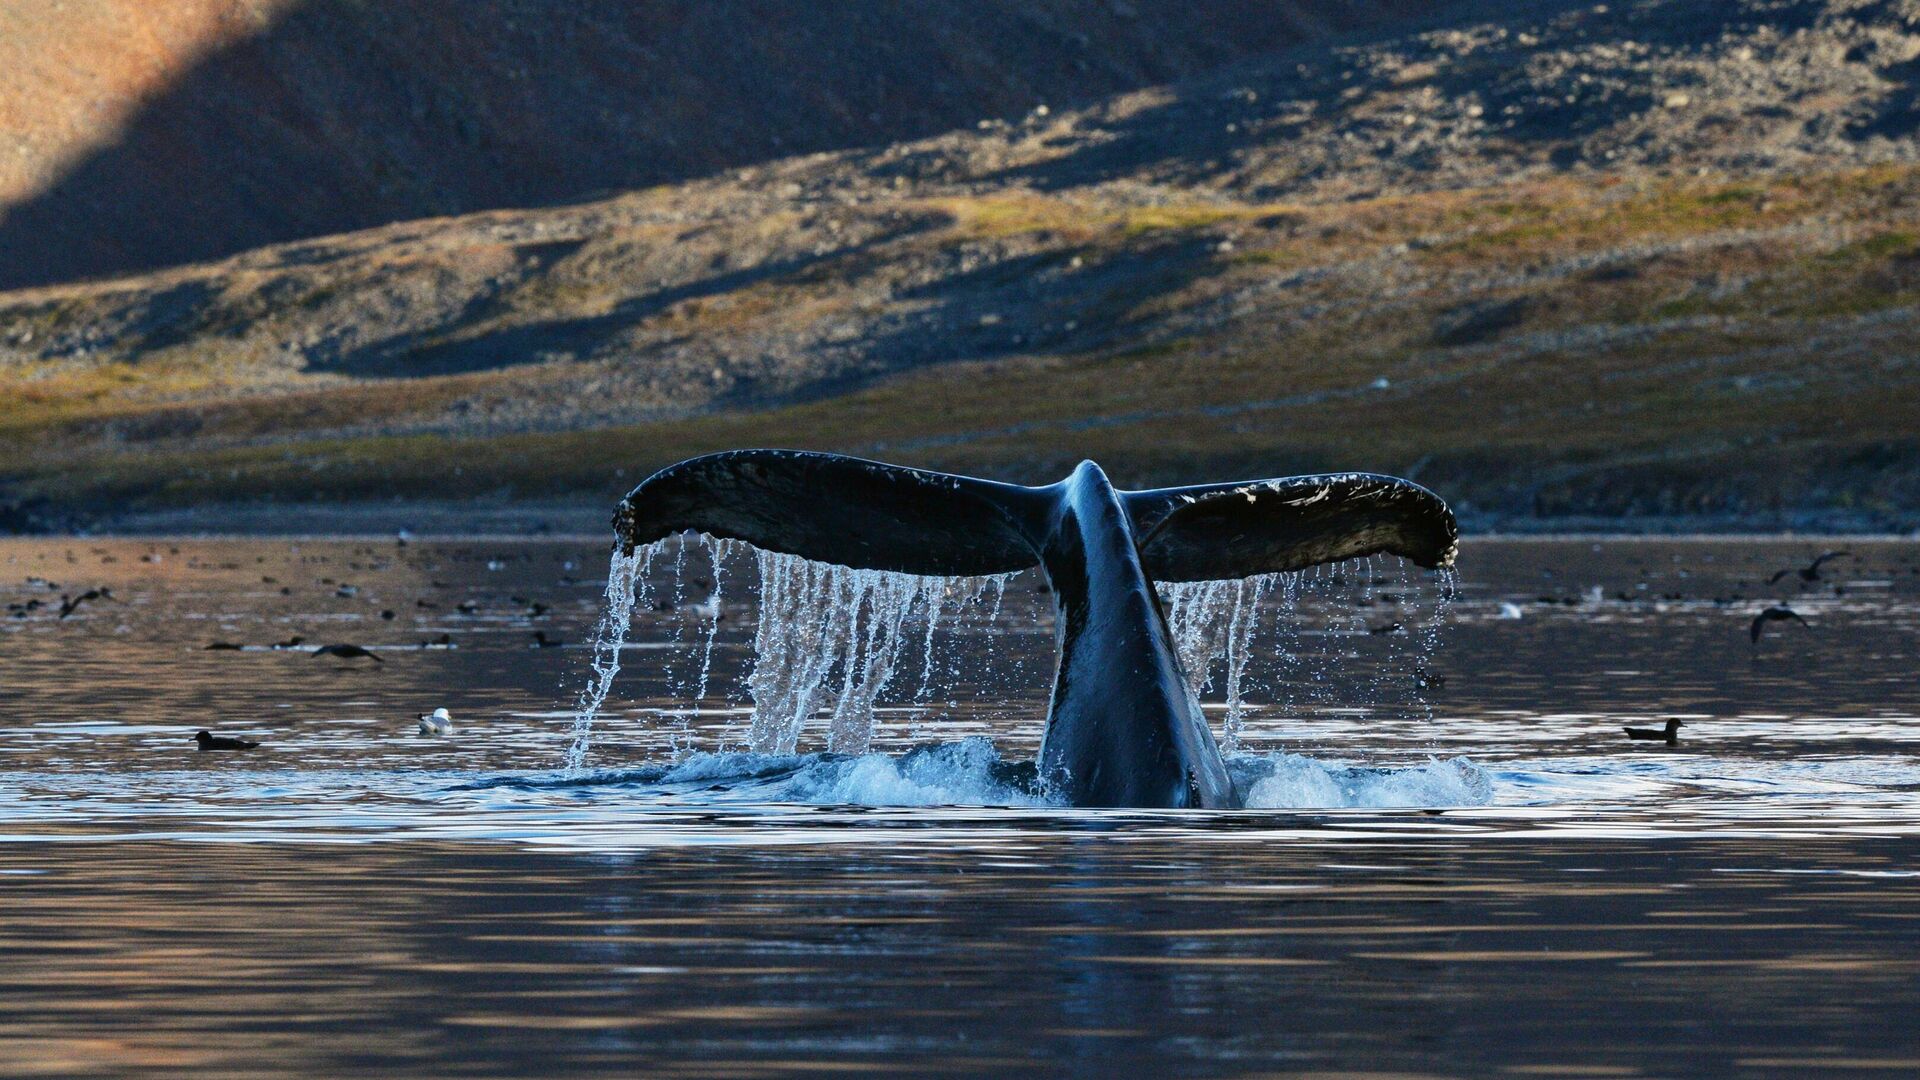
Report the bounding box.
[5,536,1908,757]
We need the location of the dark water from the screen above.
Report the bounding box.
[2,536,1917,1077]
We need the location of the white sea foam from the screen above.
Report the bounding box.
[657,738,1050,806]
[1232,753,1493,809]
[555,740,1492,810]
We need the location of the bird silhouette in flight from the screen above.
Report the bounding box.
[1750,605,1810,643]
[58,588,113,619]
[1769,551,1849,586]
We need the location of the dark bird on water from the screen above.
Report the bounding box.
[58,588,112,619]
[312,643,384,662]
[530,630,564,648]
[1769,551,1849,586]
[204,642,245,651]
[1624,718,1684,745]
[272,635,305,649]
[1750,605,1811,643]
[195,730,260,751]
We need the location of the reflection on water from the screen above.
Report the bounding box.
[1,536,1918,1075]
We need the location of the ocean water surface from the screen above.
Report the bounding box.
[0,536,1916,1076]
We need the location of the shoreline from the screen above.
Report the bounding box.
[5,498,1912,540]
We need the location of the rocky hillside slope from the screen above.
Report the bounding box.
[0,0,1448,290]
[3,0,1919,531]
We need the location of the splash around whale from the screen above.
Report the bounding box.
[608,450,1458,810]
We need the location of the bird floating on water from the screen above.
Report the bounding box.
[204,641,245,651]
[1624,718,1683,745]
[195,730,259,751]
[312,643,384,663]
[530,630,564,648]
[1750,605,1810,644]
[272,634,305,650]
[1769,551,1849,586]
[417,708,454,736]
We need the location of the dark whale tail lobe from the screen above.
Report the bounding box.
[614,449,1048,576]
[615,450,1456,580]
[1125,472,1459,582]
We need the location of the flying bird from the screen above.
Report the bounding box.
[194,730,260,751]
[1769,551,1849,586]
[1624,718,1683,745]
[1750,605,1810,644]
[312,643,384,663]
[57,588,113,619]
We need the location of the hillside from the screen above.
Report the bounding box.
[3,0,1920,532]
[0,0,1446,290]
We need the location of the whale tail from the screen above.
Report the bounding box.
[614,449,1456,810]
[614,450,1456,577]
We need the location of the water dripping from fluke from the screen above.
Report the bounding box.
[565,538,1461,803]
[577,450,1461,809]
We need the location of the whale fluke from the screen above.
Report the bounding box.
[615,449,1044,576]
[612,449,1457,809]
[1127,473,1457,582]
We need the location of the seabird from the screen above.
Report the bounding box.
[57,588,112,619]
[195,730,260,751]
[1769,551,1849,586]
[272,634,305,649]
[530,630,564,648]
[417,708,455,736]
[312,643,384,663]
[1750,605,1810,644]
[204,642,245,651]
[1624,718,1683,745]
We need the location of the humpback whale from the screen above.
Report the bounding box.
[613,450,1457,809]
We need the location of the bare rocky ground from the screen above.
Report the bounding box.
[3,0,1920,532]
